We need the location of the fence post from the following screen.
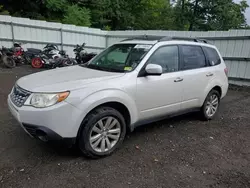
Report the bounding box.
[60,28,63,50]
[11,22,15,45]
[105,35,109,48]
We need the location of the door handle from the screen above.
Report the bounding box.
[174,77,183,82]
[206,73,214,77]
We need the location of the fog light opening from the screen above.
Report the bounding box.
[38,135,49,142]
[36,130,48,142]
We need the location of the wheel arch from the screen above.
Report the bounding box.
[211,85,222,97]
[75,90,139,139]
[85,101,131,129]
[201,82,223,106]
[76,100,134,143]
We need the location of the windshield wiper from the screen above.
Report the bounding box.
[85,64,107,71]
[85,64,124,73]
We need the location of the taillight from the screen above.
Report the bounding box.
[224,68,228,77]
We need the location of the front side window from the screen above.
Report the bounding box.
[147,45,179,73]
[181,45,206,70]
[84,44,152,72]
[203,47,221,66]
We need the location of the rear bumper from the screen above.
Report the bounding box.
[221,82,229,99]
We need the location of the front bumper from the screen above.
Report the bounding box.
[7,95,82,142]
[22,124,76,146]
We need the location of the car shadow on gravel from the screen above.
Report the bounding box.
[131,112,199,134]
[40,112,200,159]
[37,140,82,158]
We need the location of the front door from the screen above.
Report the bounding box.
[136,45,183,121]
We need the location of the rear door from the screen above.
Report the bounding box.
[202,46,224,80]
[179,45,214,110]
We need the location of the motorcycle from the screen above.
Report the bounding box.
[12,43,29,65]
[8,42,42,65]
[73,43,97,64]
[0,47,16,68]
[51,57,77,69]
[31,44,64,68]
[31,47,75,69]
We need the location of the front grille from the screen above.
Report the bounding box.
[10,85,31,107]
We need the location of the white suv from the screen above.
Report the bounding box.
[8,36,228,158]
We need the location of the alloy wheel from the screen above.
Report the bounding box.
[205,94,219,117]
[89,117,121,153]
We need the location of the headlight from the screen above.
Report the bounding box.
[30,91,69,108]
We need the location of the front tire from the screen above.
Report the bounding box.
[201,90,220,120]
[2,56,15,68]
[78,107,126,158]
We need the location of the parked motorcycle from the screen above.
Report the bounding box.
[74,43,97,64]
[31,44,64,68]
[12,43,29,65]
[51,57,77,69]
[31,47,75,69]
[8,42,42,65]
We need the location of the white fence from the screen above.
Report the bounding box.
[0,15,107,58]
[1,15,250,85]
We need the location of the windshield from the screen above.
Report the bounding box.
[84,43,152,72]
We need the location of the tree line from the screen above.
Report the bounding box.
[0,0,249,31]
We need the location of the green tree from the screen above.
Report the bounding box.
[1,0,249,30]
[2,0,45,19]
[63,5,91,26]
[0,5,9,15]
[173,0,190,30]
[45,0,68,22]
[204,0,249,30]
[45,0,91,26]
[173,0,248,31]
[130,0,174,30]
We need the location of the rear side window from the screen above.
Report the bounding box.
[203,47,221,66]
[181,45,206,70]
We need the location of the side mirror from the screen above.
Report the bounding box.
[145,64,162,76]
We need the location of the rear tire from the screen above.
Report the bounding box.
[200,90,220,120]
[78,107,126,158]
[31,57,43,68]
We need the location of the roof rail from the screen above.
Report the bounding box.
[121,35,210,44]
[121,35,163,42]
[159,36,209,43]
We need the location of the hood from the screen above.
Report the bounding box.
[17,65,125,92]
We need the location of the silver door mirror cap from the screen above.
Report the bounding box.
[145,64,163,76]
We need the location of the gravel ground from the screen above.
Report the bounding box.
[0,66,250,188]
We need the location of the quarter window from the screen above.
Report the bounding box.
[203,47,221,66]
[181,45,206,70]
[147,46,179,73]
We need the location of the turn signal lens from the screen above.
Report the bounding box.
[58,92,70,102]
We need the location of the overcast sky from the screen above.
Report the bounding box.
[234,0,250,24]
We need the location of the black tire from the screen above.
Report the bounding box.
[2,56,15,68]
[200,90,221,120]
[62,59,74,67]
[78,107,126,158]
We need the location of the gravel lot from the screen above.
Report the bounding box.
[0,66,250,188]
